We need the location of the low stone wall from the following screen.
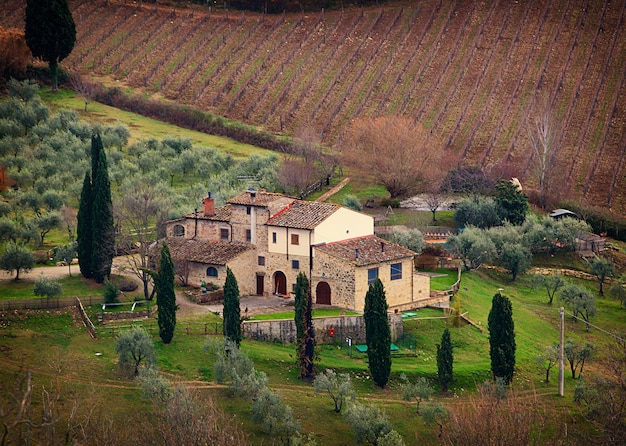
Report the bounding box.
[99,309,151,323]
[184,289,224,304]
[242,314,403,345]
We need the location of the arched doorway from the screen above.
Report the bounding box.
[316,281,331,305]
[273,271,287,295]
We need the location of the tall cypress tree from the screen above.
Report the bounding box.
[488,292,516,384]
[364,278,391,388]
[294,272,315,380]
[91,133,102,182]
[223,267,242,347]
[437,328,453,392]
[24,0,76,91]
[156,242,176,344]
[76,172,93,278]
[91,145,115,283]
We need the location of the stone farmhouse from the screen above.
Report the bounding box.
[162,190,441,312]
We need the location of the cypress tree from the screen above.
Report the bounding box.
[223,267,242,347]
[488,292,516,384]
[91,133,102,182]
[156,242,176,344]
[364,278,391,388]
[436,328,453,392]
[76,172,93,278]
[294,272,315,380]
[91,145,115,283]
[24,0,76,91]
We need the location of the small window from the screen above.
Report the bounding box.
[292,259,300,269]
[246,206,251,215]
[272,232,277,244]
[246,229,252,242]
[390,263,402,280]
[220,228,229,240]
[207,266,218,277]
[258,256,265,266]
[367,268,379,286]
[292,283,297,293]
[173,224,185,237]
[291,234,299,245]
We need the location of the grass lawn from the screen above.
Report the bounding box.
[0,274,103,300]
[39,88,272,160]
[426,269,458,291]
[1,264,623,444]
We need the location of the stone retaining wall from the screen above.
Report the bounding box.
[185,289,224,304]
[99,309,151,323]
[242,313,403,344]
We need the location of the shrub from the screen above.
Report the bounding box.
[117,278,138,292]
[103,280,120,304]
[33,276,62,299]
[380,197,401,208]
[342,195,362,211]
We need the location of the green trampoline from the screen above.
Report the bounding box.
[354,344,399,353]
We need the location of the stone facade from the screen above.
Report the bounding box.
[162,190,438,312]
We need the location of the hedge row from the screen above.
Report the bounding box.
[91,84,297,155]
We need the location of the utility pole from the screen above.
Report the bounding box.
[559,307,564,397]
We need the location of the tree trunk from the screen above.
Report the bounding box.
[50,59,58,92]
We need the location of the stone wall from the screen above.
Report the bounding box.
[242,313,403,344]
[185,289,224,304]
[99,308,151,323]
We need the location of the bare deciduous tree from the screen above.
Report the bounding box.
[114,178,169,301]
[339,116,443,199]
[527,98,558,209]
[69,72,96,112]
[279,125,338,197]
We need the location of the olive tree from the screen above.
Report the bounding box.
[114,326,157,377]
[313,369,354,413]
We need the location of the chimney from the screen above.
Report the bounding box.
[202,192,214,216]
[250,190,256,203]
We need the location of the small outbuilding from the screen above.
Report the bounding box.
[549,209,578,220]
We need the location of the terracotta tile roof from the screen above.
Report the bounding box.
[227,190,295,216]
[228,190,294,206]
[183,205,232,222]
[159,237,252,265]
[314,235,415,266]
[268,200,341,229]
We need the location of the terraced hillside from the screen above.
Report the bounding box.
[3,0,625,213]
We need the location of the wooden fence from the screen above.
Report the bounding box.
[75,297,97,339]
[0,295,104,311]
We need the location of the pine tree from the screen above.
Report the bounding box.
[364,278,391,388]
[437,328,453,392]
[91,146,115,283]
[24,0,76,91]
[488,292,516,384]
[76,171,93,278]
[294,272,315,380]
[156,242,176,344]
[223,267,242,347]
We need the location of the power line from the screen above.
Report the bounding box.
[562,310,626,343]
